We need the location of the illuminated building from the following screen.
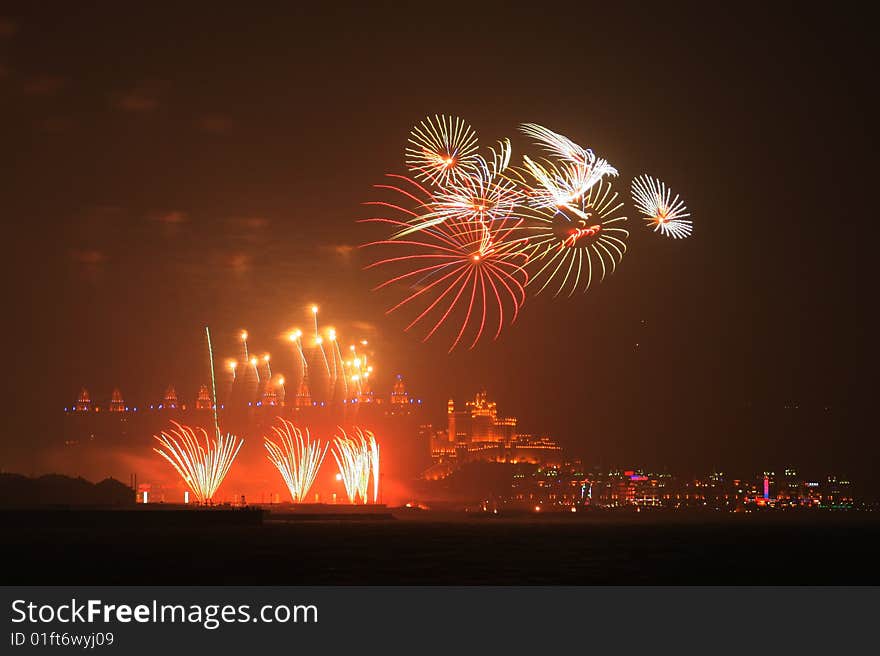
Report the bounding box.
[446,389,510,446]
[823,475,853,509]
[494,417,517,444]
[778,467,803,506]
[390,375,408,404]
[195,384,212,410]
[75,388,91,413]
[430,390,562,474]
[446,398,457,442]
[62,375,428,483]
[506,462,602,511]
[588,470,669,508]
[425,457,863,512]
[261,381,279,407]
[109,388,125,413]
[757,471,776,503]
[164,385,178,410]
[467,389,498,442]
[387,375,420,416]
[294,375,312,409]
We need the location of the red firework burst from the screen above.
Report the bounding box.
[361,175,529,352]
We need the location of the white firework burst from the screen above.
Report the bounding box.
[631,175,693,239]
[517,123,618,208]
[520,122,592,164]
[516,180,628,296]
[406,114,480,185]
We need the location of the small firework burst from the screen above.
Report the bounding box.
[631,175,693,239]
[406,114,480,185]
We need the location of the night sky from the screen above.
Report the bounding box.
[1,4,874,486]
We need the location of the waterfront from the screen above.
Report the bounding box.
[4,512,878,585]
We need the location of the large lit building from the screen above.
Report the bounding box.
[62,374,430,483]
[427,389,562,477]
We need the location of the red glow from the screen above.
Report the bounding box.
[562,223,601,248]
[362,175,529,352]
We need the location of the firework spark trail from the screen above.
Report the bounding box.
[361,176,528,351]
[263,354,272,379]
[368,431,379,503]
[240,330,250,362]
[631,175,693,239]
[406,114,480,185]
[516,124,618,208]
[314,336,330,381]
[332,427,380,504]
[347,345,362,397]
[517,154,618,210]
[327,330,337,382]
[264,418,328,503]
[153,421,243,504]
[310,306,332,377]
[520,123,590,163]
[224,360,237,404]
[512,180,629,296]
[324,329,346,400]
[288,329,308,379]
[347,342,373,397]
[276,375,286,403]
[205,326,221,440]
[330,336,350,399]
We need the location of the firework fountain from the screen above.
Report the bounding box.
[153,327,244,504]
[332,427,380,504]
[153,421,244,504]
[264,418,329,503]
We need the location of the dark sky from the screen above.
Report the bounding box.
[1,4,874,485]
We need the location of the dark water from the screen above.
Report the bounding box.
[5,513,879,585]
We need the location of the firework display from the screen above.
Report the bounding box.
[362,116,693,349]
[219,309,378,409]
[362,175,527,352]
[264,418,328,503]
[153,421,244,504]
[406,114,480,185]
[517,123,618,210]
[395,139,521,237]
[332,427,380,504]
[513,181,629,296]
[155,317,382,503]
[631,175,693,239]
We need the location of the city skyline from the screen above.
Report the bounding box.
[54,380,862,501]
